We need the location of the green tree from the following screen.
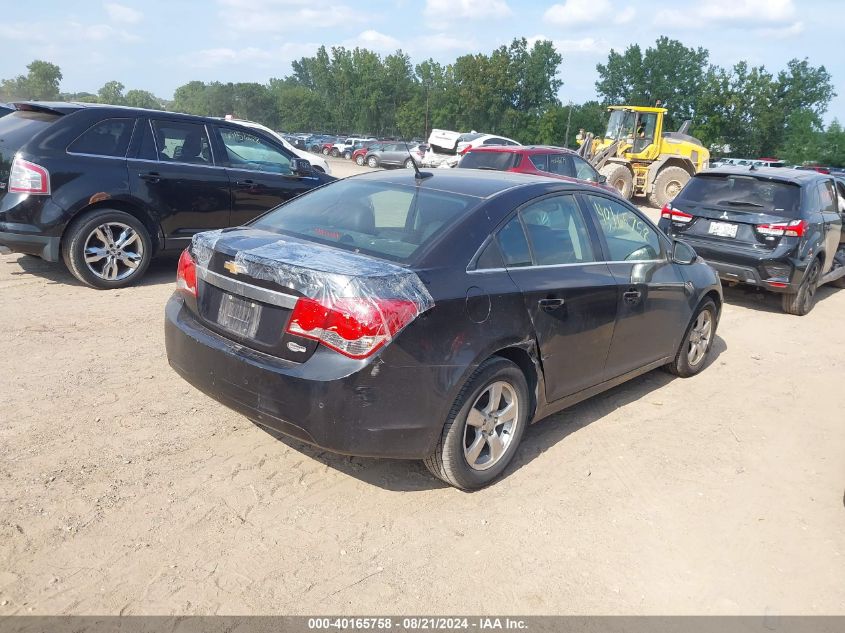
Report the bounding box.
[98,80,125,105]
[0,60,62,100]
[124,89,161,109]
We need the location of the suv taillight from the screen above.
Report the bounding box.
[286,296,418,359]
[176,249,197,297]
[661,204,693,223]
[756,219,806,238]
[8,156,50,194]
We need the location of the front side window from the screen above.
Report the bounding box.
[67,118,134,157]
[572,155,599,182]
[520,195,595,265]
[219,127,290,174]
[151,120,212,165]
[586,195,662,261]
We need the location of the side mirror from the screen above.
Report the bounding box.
[291,158,314,176]
[672,240,697,265]
[596,174,607,184]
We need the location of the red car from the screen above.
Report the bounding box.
[458,145,616,193]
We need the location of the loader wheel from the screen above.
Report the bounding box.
[648,166,691,208]
[600,164,633,199]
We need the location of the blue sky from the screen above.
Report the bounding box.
[1,0,842,122]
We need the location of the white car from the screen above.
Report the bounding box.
[331,137,376,158]
[423,129,521,168]
[222,116,332,175]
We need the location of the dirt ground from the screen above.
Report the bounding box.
[1,156,844,615]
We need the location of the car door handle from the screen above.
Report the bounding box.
[139,172,160,183]
[623,288,642,304]
[538,298,565,312]
[234,179,259,188]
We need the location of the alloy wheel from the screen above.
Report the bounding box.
[802,261,820,312]
[686,310,712,367]
[463,381,520,471]
[83,222,143,282]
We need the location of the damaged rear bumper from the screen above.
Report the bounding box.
[164,295,443,459]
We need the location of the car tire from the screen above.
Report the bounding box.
[782,258,821,315]
[423,357,529,490]
[367,156,379,168]
[648,166,691,208]
[312,165,325,174]
[355,155,365,166]
[665,298,717,377]
[321,147,330,155]
[404,158,416,169]
[330,148,340,158]
[343,151,352,160]
[62,209,152,289]
[599,164,634,199]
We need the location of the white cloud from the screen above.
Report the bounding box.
[418,33,477,51]
[657,0,799,31]
[544,0,635,28]
[104,2,143,24]
[528,34,610,55]
[181,43,318,69]
[424,0,511,28]
[81,23,142,43]
[344,30,401,52]
[217,0,366,33]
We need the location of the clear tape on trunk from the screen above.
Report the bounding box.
[191,228,434,330]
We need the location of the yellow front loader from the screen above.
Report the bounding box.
[577,106,710,207]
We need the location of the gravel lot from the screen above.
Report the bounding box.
[1,156,843,614]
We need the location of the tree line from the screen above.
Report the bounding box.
[0,37,841,166]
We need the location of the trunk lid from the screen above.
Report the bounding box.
[189,228,434,362]
[669,201,798,250]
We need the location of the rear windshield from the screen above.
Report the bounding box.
[252,179,478,262]
[0,110,62,180]
[676,174,802,217]
[459,151,518,171]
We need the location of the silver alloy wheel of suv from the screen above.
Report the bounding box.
[83,222,144,281]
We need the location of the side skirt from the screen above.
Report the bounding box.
[531,356,672,424]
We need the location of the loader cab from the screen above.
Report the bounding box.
[605,106,665,161]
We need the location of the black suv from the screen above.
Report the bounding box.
[0,102,332,288]
[658,167,845,315]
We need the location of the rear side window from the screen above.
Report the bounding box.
[67,118,134,157]
[253,179,476,262]
[819,181,837,213]
[677,174,801,217]
[520,195,595,265]
[459,151,518,171]
[151,120,213,165]
[496,216,532,267]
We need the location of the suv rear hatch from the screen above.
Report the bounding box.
[179,227,434,364]
[0,105,66,198]
[664,172,804,250]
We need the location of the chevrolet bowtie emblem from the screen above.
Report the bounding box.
[223,260,246,275]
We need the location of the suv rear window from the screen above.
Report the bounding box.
[0,110,62,180]
[676,174,802,217]
[253,179,477,262]
[459,151,518,171]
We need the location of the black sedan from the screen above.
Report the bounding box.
[165,169,722,489]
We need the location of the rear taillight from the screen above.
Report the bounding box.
[176,249,197,297]
[661,204,693,223]
[459,145,472,155]
[286,296,418,359]
[8,156,50,194]
[756,219,806,238]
